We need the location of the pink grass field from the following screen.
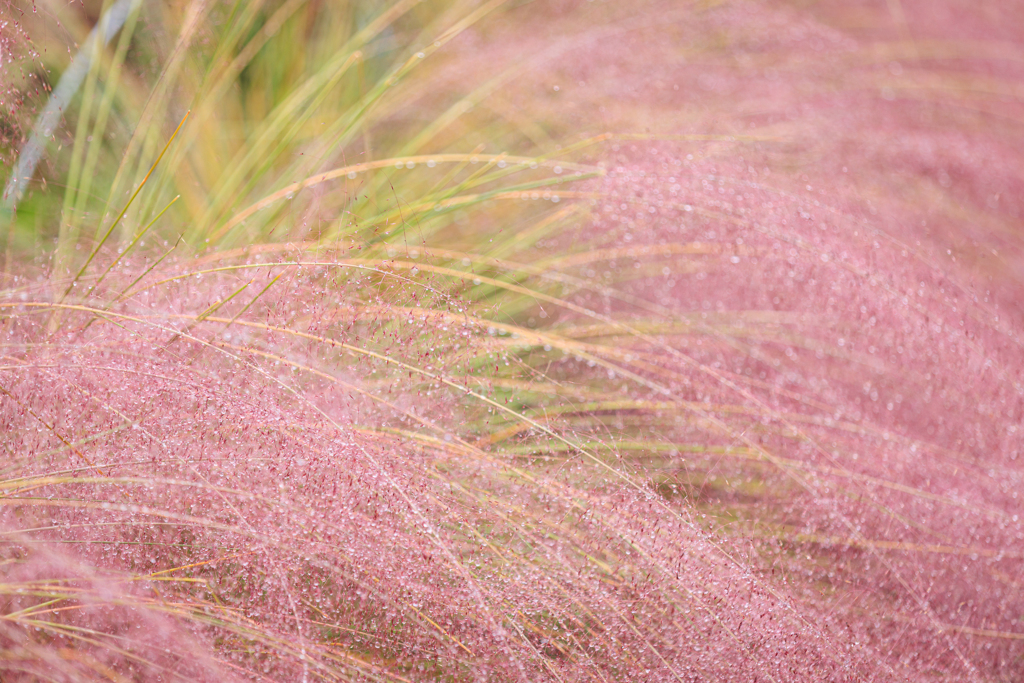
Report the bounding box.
[2,0,1024,680]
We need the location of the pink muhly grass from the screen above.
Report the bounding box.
[1,253,886,681]
[0,535,227,680]
[2,222,1021,680]
[0,0,37,169]
[2,0,1024,681]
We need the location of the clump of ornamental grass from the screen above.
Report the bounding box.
[3,0,1024,681]
[2,188,1022,680]
[0,250,894,681]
